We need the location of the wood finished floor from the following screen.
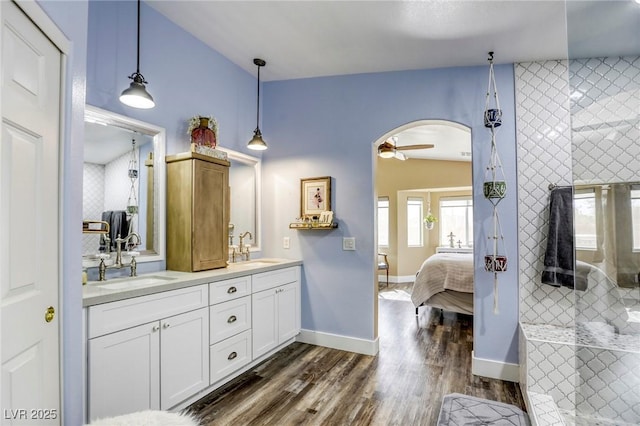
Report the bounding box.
[187,283,525,425]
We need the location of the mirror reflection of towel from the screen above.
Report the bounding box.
[541,187,587,290]
[99,210,129,252]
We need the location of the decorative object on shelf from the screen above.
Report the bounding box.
[247,58,268,151]
[119,0,155,109]
[483,51,507,314]
[188,115,218,148]
[300,176,331,219]
[126,137,139,215]
[289,211,337,230]
[447,232,456,248]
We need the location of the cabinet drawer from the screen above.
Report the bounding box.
[252,267,298,293]
[210,329,252,384]
[210,296,251,344]
[88,285,208,338]
[209,276,251,305]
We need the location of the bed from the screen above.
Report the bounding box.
[411,253,474,316]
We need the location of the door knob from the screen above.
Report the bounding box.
[45,306,55,323]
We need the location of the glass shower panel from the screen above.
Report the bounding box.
[567,2,640,424]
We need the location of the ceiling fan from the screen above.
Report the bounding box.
[377,137,434,160]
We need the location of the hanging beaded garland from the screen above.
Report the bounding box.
[483,52,507,314]
[126,137,139,216]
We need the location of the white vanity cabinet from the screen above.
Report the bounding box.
[209,276,253,384]
[252,267,301,359]
[87,285,209,420]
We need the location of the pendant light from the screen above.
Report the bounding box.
[119,0,155,109]
[247,58,267,150]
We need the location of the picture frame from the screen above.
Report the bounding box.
[300,176,331,218]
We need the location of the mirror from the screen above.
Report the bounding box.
[83,105,166,264]
[218,147,261,252]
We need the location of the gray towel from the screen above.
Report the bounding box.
[541,187,587,290]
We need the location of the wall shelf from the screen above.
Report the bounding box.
[289,222,337,230]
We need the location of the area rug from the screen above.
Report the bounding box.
[437,393,530,426]
[378,288,412,302]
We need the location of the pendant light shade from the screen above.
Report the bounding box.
[248,58,267,150]
[120,0,155,109]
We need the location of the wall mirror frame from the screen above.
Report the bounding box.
[83,105,166,264]
[217,147,262,252]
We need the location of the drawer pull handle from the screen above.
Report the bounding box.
[227,315,237,323]
[163,323,171,329]
[228,351,237,360]
[152,325,160,332]
[227,286,237,294]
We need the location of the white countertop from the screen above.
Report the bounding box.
[82,258,302,307]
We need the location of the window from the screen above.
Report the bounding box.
[439,197,473,247]
[574,189,597,250]
[407,197,423,247]
[377,197,389,247]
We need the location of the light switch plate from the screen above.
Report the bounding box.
[343,237,356,251]
[283,237,290,249]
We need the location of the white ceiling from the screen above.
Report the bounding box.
[84,122,152,164]
[144,0,639,160]
[148,0,569,82]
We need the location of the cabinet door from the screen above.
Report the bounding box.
[88,322,160,421]
[277,282,301,343]
[192,159,228,271]
[160,307,209,409]
[252,288,278,359]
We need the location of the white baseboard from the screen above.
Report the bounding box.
[472,351,520,382]
[296,329,379,356]
[378,275,415,284]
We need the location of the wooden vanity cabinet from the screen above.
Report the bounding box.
[166,152,230,272]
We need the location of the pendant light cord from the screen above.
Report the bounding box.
[255,64,261,132]
[136,0,141,74]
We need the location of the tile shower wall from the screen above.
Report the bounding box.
[516,57,640,425]
[570,56,640,185]
[82,163,105,255]
[514,60,574,327]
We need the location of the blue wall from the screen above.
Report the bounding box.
[86,1,258,160]
[261,65,519,363]
[85,1,520,364]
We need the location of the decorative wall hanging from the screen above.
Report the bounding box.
[483,51,507,314]
[300,176,331,219]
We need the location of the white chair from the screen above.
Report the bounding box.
[378,253,389,287]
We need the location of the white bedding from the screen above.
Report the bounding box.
[410,253,474,309]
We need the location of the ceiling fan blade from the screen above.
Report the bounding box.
[395,151,406,161]
[395,144,435,151]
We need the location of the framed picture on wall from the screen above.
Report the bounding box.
[300,176,331,218]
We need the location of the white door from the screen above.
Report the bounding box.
[88,322,160,420]
[1,1,62,424]
[160,308,209,409]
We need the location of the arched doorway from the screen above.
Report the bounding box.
[373,119,473,332]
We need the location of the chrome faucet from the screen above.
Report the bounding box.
[238,231,252,261]
[91,232,143,281]
[114,232,141,268]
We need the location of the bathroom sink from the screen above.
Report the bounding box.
[93,275,177,290]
